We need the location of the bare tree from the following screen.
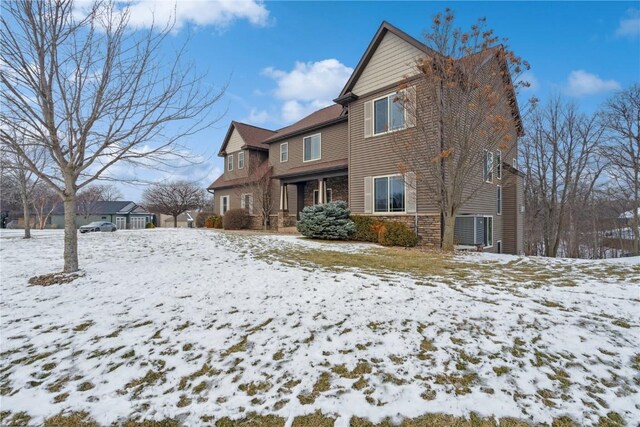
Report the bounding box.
[93,183,123,202]
[142,181,204,228]
[30,181,59,229]
[394,9,530,251]
[0,0,223,272]
[601,84,640,256]
[234,167,273,230]
[521,98,604,257]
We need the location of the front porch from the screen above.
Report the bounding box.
[274,166,348,229]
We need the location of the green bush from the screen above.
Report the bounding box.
[378,221,419,247]
[296,201,355,240]
[223,209,249,230]
[205,215,223,229]
[351,215,380,242]
[145,222,155,229]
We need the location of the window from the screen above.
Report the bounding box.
[483,150,493,183]
[374,175,405,213]
[485,216,493,248]
[313,188,333,205]
[280,142,288,162]
[238,151,245,169]
[496,150,502,180]
[513,157,518,170]
[227,155,233,172]
[221,196,229,214]
[241,194,252,214]
[303,134,321,161]
[373,92,406,135]
[497,185,502,215]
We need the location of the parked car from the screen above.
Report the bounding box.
[79,221,117,233]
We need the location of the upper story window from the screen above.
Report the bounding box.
[374,175,405,213]
[227,154,234,172]
[497,185,502,215]
[496,150,502,180]
[483,150,493,183]
[303,134,321,162]
[238,151,245,169]
[374,92,405,135]
[280,142,288,162]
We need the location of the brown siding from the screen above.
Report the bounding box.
[269,121,348,177]
[502,170,518,254]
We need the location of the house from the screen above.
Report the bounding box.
[157,212,195,228]
[208,21,525,254]
[49,201,154,230]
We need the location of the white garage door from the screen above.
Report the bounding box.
[115,217,126,229]
[130,217,146,229]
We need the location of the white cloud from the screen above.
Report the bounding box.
[243,108,270,124]
[262,59,353,122]
[77,0,270,31]
[616,8,640,38]
[565,70,621,97]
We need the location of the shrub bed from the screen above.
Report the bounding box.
[351,215,418,247]
[205,215,223,229]
[296,201,355,240]
[223,209,249,230]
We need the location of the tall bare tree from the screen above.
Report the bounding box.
[521,98,604,257]
[30,181,59,229]
[234,166,273,230]
[142,180,204,228]
[601,84,640,256]
[0,0,223,272]
[394,9,530,251]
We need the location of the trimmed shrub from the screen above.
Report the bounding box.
[296,201,355,240]
[378,221,419,247]
[351,215,380,242]
[145,222,155,229]
[223,209,249,230]
[205,215,223,229]
[196,211,210,228]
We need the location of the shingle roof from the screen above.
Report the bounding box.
[52,201,149,215]
[272,159,348,179]
[263,104,346,144]
[208,161,272,190]
[218,122,276,156]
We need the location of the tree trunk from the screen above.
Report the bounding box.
[173,215,178,228]
[63,193,79,272]
[19,182,31,239]
[442,213,456,252]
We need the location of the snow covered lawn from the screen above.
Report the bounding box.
[1,229,638,426]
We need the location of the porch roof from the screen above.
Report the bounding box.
[273,159,348,182]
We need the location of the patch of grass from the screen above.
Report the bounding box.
[331,361,371,379]
[177,395,191,407]
[222,336,248,356]
[182,343,193,352]
[350,413,534,426]
[77,381,94,391]
[178,363,219,391]
[28,271,84,286]
[43,411,99,427]
[5,412,32,427]
[273,350,284,361]
[612,319,631,329]
[124,370,165,397]
[122,349,135,359]
[53,392,69,403]
[120,419,180,427]
[192,381,207,394]
[238,381,271,396]
[434,373,478,395]
[215,414,285,427]
[292,411,335,427]
[493,366,510,376]
[298,372,331,405]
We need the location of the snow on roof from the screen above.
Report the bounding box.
[619,208,640,219]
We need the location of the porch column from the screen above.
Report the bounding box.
[279,184,288,211]
[317,179,324,204]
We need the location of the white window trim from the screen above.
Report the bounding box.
[280,142,288,163]
[302,133,322,162]
[220,195,229,215]
[372,174,406,214]
[484,215,493,249]
[241,193,253,214]
[497,185,502,216]
[513,157,518,170]
[496,150,502,180]
[372,91,407,136]
[484,150,494,183]
[313,188,333,205]
[227,154,233,172]
[238,151,245,169]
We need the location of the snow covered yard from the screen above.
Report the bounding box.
[0,229,638,426]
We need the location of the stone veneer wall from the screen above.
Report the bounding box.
[302,176,349,207]
[365,214,441,247]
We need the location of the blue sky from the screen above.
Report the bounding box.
[111,1,640,200]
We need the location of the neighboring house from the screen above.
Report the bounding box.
[49,201,153,230]
[208,21,525,254]
[157,212,194,228]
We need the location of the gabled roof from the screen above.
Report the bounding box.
[52,201,149,215]
[218,121,276,156]
[337,21,433,100]
[263,104,346,144]
[208,160,272,190]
